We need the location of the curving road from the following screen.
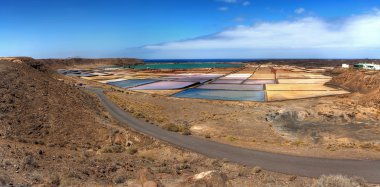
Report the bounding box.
[88,87,380,183]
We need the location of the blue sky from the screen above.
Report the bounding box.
[0,0,380,58]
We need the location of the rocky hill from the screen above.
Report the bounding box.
[0,59,111,148]
[329,68,380,107]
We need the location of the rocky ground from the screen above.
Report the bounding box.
[2,58,361,186]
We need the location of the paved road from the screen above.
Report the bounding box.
[88,87,380,183]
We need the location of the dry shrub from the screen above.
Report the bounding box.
[163,123,179,132]
[138,150,157,161]
[127,146,138,155]
[313,175,367,187]
[23,155,38,168]
[50,174,61,187]
[163,123,191,135]
[205,133,211,139]
[179,126,191,135]
[252,166,262,174]
[100,144,125,153]
[113,175,125,184]
[0,172,11,186]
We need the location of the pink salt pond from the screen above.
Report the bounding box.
[129,81,198,90]
[212,79,244,84]
[197,84,263,91]
[244,79,276,84]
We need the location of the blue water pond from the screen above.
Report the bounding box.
[173,88,265,101]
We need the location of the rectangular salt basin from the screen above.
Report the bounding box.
[177,73,223,78]
[250,74,276,79]
[91,72,111,76]
[107,79,159,88]
[276,74,308,79]
[225,74,252,78]
[197,84,263,91]
[79,73,96,77]
[129,81,198,90]
[277,79,332,84]
[219,76,249,80]
[254,70,273,74]
[266,84,339,91]
[212,79,244,84]
[99,78,127,83]
[186,74,223,78]
[244,79,276,84]
[175,78,211,83]
[132,89,183,96]
[164,75,190,79]
[267,90,350,101]
[174,89,265,101]
[303,74,332,79]
[82,75,122,80]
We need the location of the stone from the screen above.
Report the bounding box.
[192,170,227,187]
[295,110,308,121]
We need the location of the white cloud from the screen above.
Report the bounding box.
[242,1,250,6]
[295,8,305,14]
[218,6,229,11]
[133,11,380,58]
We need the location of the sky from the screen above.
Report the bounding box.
[0,0,380,59]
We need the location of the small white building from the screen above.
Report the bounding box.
[342,64,349,68]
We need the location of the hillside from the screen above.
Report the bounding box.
[0,59,111,148]
[38,58,142,69]
[329,68,380,107]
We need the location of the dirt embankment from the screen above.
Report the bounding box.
[329,68,380,107]
[0,59,115,148]
[38,57,143,69]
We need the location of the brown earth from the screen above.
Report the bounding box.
[0,58,328,186]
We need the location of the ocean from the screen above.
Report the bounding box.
[143,59,259,63]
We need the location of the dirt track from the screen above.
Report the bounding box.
[88,87,380,183]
